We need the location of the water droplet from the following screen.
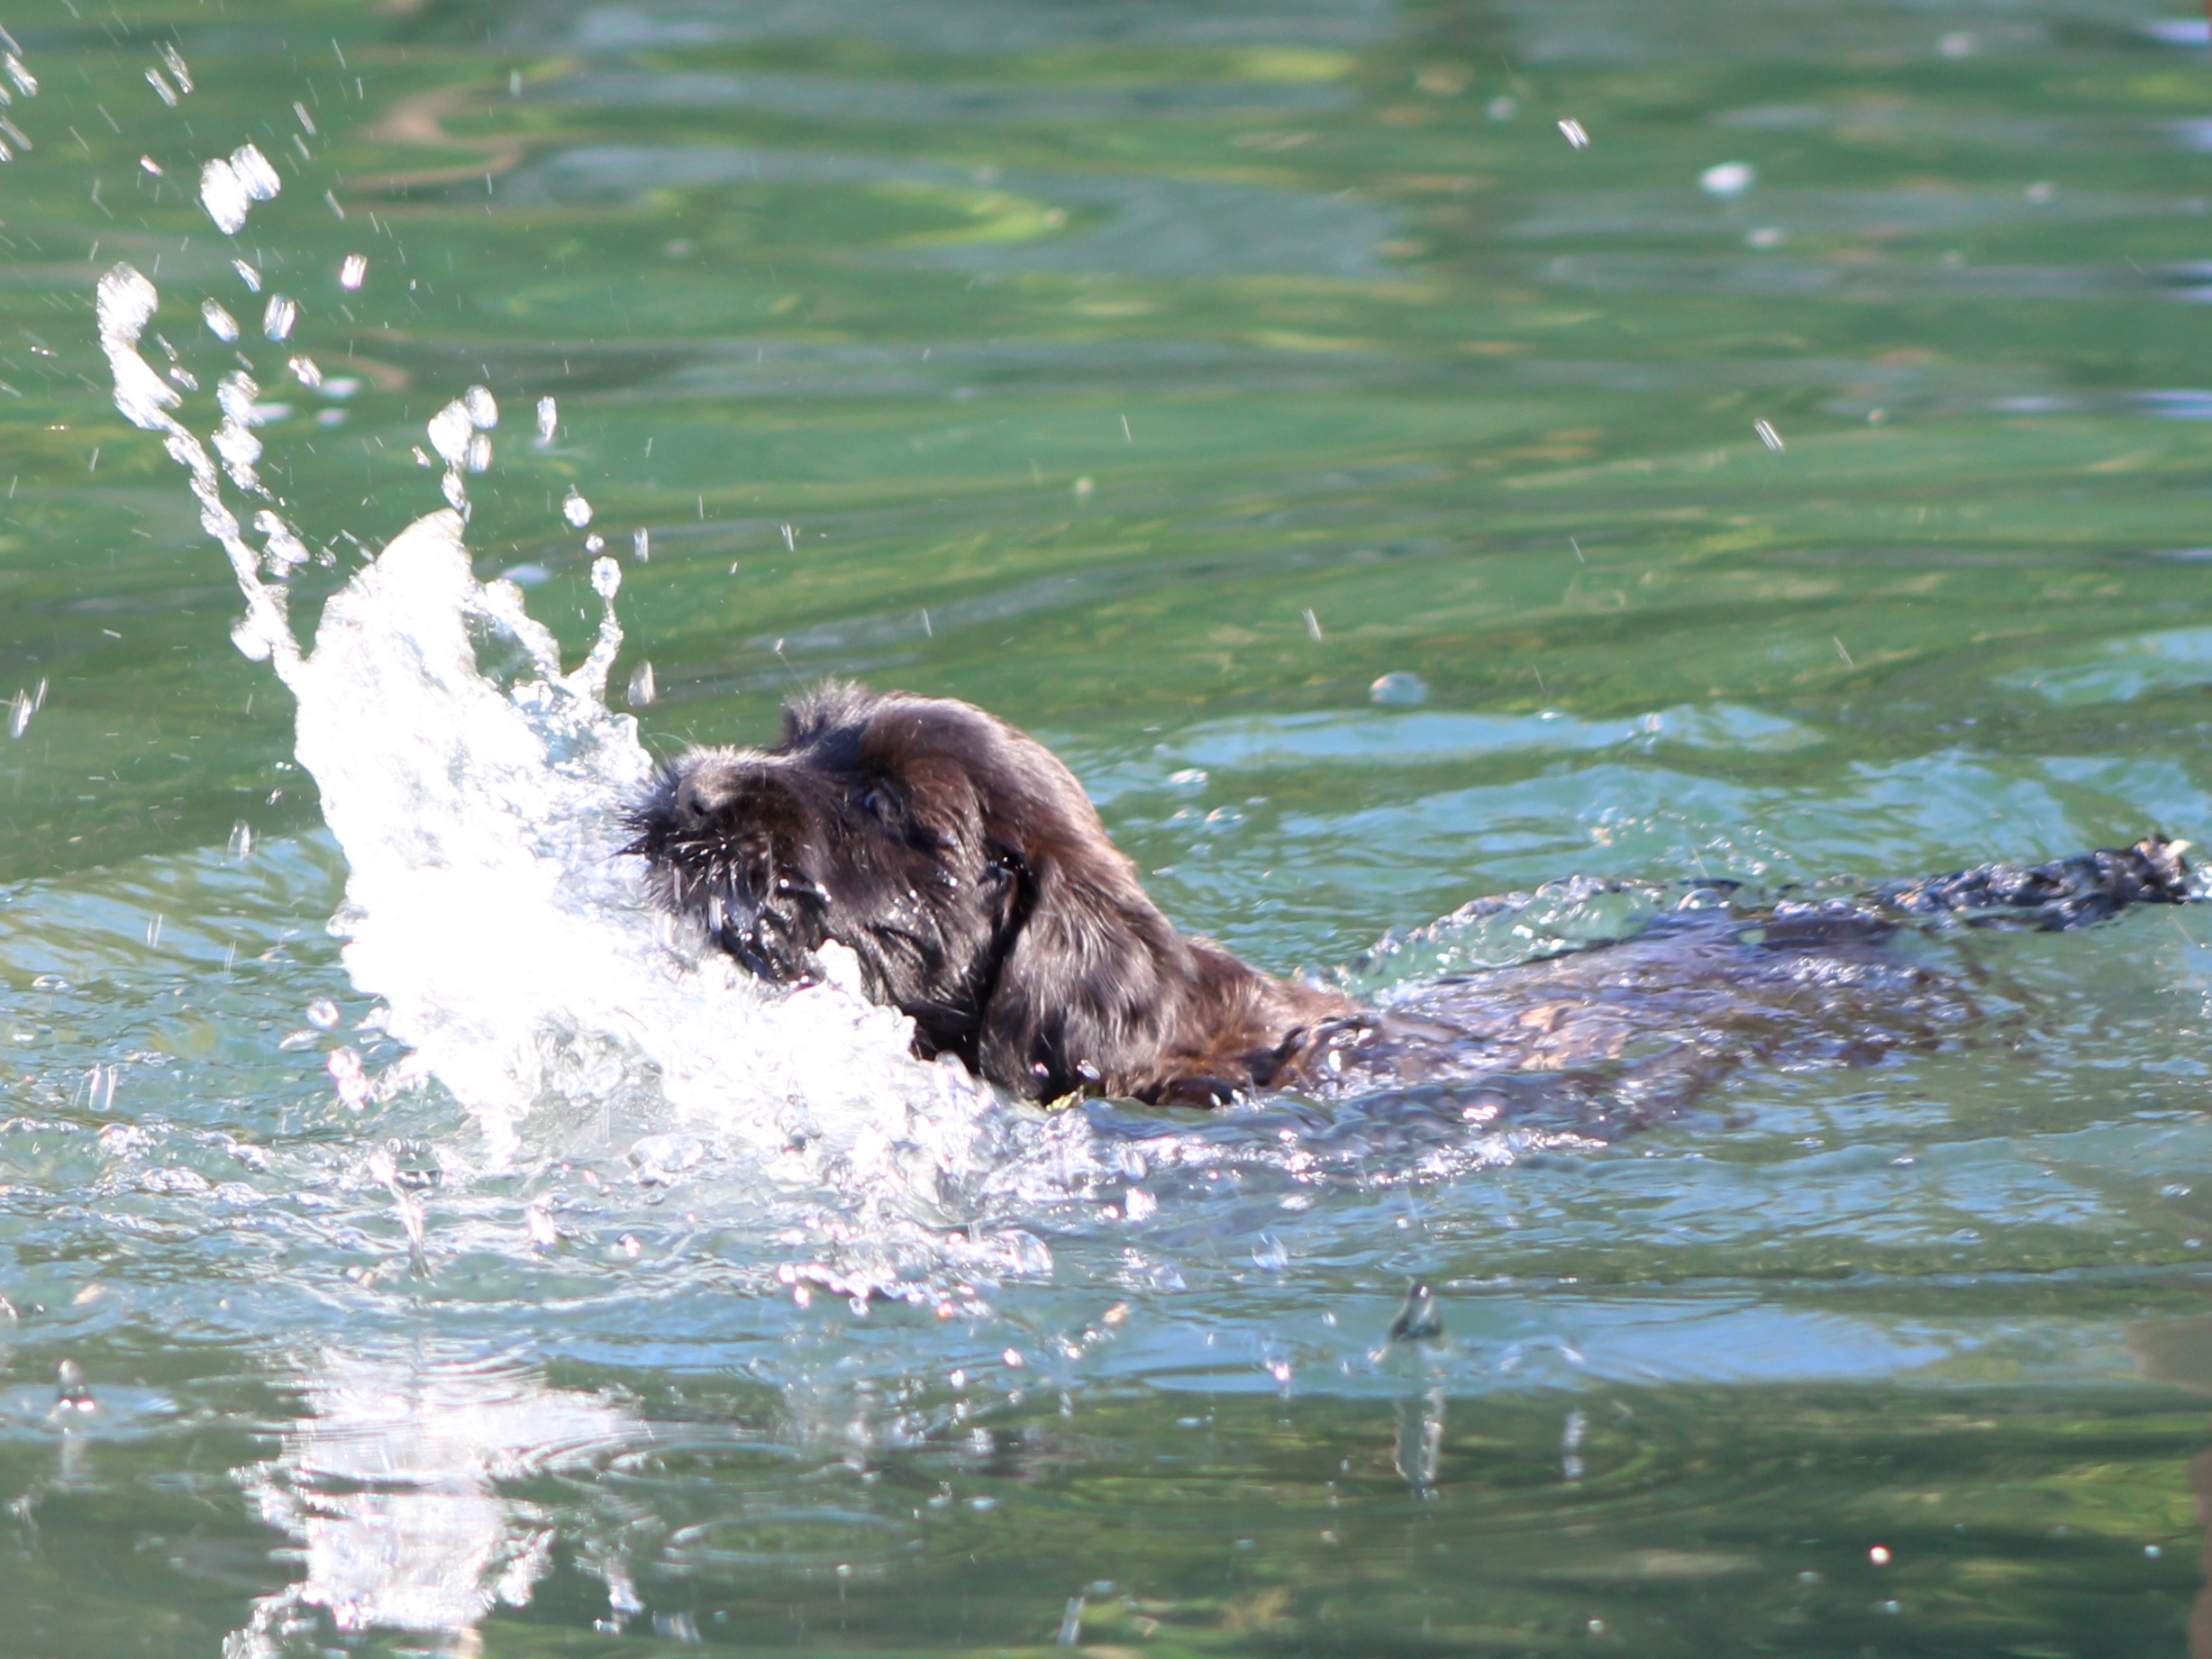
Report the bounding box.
[1370,670,1427,706]
[426,400,473,465]
[629,1132,704,1185]
[536,395,558,442]
[626,661,656,706]
[563,487,594,528]
[199,142,280,236]
[338,252,367,289]
[1754,418,1785,451]
[306,998,340,1029]
[287,354,322,387]
[200,298,240,341]
[632,527,650,562]
[262,294,297,342]
[139,154,164,176]
[159,42,193,94]
[1699,160,1755,197]
[8,679,44,738]
[54,1360,94,1414]
[227,821,252,859]
[590,557,621,597]
[327,1045,370,1108]
[144,66,178,106]
[1387,1281,1443,1344]
[5,56,38,97]
[1557,117,1590,149]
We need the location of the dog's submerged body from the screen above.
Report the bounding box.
[625,683,2189,1124]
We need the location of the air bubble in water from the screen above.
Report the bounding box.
[626,661,656,706]
[202,299,240,341]
[339,252,367,289]
[535,396,557,442]
[263,295,297,341]
[563,487,593,528]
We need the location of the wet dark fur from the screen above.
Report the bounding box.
[624,682,2190,1119]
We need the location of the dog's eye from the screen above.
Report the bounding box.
[855,786,892,820]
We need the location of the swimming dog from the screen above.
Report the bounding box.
[625,682,2189,1121]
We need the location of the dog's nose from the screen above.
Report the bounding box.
[669,755,750,830]
[673,772,727,829]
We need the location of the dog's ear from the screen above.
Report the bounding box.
[778,680,875,752]
[974,845,1187,1100]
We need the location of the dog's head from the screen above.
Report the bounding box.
[625,682,1216,1098]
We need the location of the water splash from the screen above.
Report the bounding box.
[95,259,1079,1300]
